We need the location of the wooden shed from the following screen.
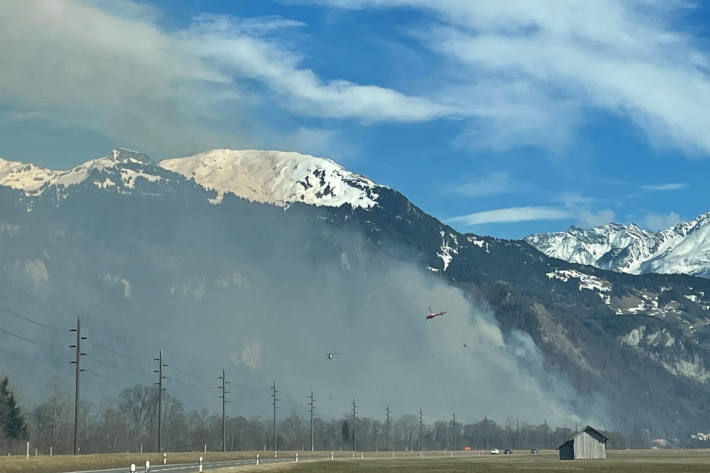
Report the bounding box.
[557,425,607,460]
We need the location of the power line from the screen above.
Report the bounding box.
[0,345,41,363]
[0,327,39,344]
[92,357,123,370]
[90,341,135,360]
[0,304,60,330]
[173,365,202,379]
[84,368,107,378]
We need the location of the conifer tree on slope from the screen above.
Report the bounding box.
[0,376,28,440]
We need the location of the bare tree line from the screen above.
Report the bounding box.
[0,381,657,455]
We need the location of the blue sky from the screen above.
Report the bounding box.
[1,1,710,239]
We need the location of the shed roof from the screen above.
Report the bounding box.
[556,425,608,450]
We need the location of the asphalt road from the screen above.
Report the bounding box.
[66,456,308,473]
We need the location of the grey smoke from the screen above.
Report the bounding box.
[0,191,607,428]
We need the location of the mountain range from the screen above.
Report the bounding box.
[526,216,710,278]
[1,148,709,437]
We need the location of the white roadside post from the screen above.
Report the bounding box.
[49,446,53,457]
[144,460,150,473]
[256,453,260,466]
[295,452,299,463]
[361,452,364,460]
[163,453,167,464]
[331,451,334,460]
[130,464,135,473]
[25,442,29,459]
[198,456,203,472]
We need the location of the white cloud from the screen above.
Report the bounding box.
[6,0,709,163]
[448,196,615,227]
[642,183,688,191]
[448,206,571,226]
[240,340,262,371]
[103,273,132,298]
[315,0,710,155]
[23,259,49,284]
[643,211,681,231]
[553,192,597,208]
[578,209,616,228]
[170,279,207,301]
[552,192,615,227]
[451,172,527,197]
[214,271,249,289]
[268,127,359,162]
[0,0,450,159]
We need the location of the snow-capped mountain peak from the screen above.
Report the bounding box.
[159,149,380,209]
[526,213,710,278]
[0,149,159,196]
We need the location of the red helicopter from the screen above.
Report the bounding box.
[426,306,447,320]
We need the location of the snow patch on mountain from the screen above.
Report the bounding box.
[467,235,491,253]
[527,213,710,278]
[159,149,379,209]
[437,231,459,271]
[546,269,612,303]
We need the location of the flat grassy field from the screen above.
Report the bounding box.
[211,449,710,473]
[3,449,710,473]
[0,450,336,473]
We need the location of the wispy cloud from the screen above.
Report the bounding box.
[267,127,360,162]
[315,0,710,155]
[448,206,571,226]
[448,190,616,227]
[578,209,616,228]
[0,0,452,159]
[553,192,596,207]
[642,182,689,191]
[642,211,681,231]
[450,172,528,197]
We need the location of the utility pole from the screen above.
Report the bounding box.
[271,381,278,451]
[69,316,86,455]
[452,412,456,452]
[516,417,520,450]
[483,416,488,450]
[154,350,167,452]
[308,392,315,452]
[351,399,357,452]
[385,406,390,452]
[218,369,230,452]
[544,419,548,450]
[418,409,423,454]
